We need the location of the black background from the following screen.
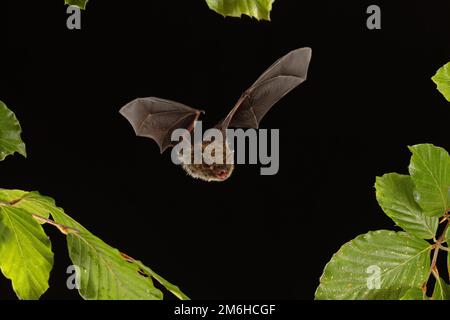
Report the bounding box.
[2,1,450,300]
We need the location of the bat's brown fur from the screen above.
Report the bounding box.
[179,141,234,182]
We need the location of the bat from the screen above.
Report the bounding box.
[120,47,312,182]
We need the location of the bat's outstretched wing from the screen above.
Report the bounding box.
[218,47,312,130]
[120,97,203,153]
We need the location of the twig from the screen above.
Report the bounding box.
[422,216,449,294]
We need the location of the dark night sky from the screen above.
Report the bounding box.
[2,1,450,300]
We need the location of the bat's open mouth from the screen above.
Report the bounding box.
[216,170,228,180]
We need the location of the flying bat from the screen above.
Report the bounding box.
[120,47,312,182]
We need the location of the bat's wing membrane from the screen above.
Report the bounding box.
[219,47,312,130]
[120,97,203,153]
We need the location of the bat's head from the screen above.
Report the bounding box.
[182,162,234,182]
[179,141,235,182]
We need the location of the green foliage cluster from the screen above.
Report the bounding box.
[316,61,450,300]
[0,101,188,300]
[316,144,450,300]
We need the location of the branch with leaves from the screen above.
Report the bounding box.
[316,61,450,300]
[315,144,450,300]
[0,101,188,300]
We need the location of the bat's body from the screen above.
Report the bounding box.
[180,141,235,182]
[120,48,312,182]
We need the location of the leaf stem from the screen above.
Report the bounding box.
[423,216,450,294]
[31,213,79,235]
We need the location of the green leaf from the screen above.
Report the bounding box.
[446,228,450,281]
[409,144,450,217]
[446,226,450,243]
[0,101,26,161]
[315,231,431,300]
[0,190,52,219]
[432,62,450,102]
[205,0,274,20]
[375,173,438,239]
[432,277,450,300]
[400,287,427,300]
[32,196,162,300]
[63,231,164,300]
[0,205,53,300]
[0,190,188,300]
[135,261,190,300]
[65,0,88,10]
